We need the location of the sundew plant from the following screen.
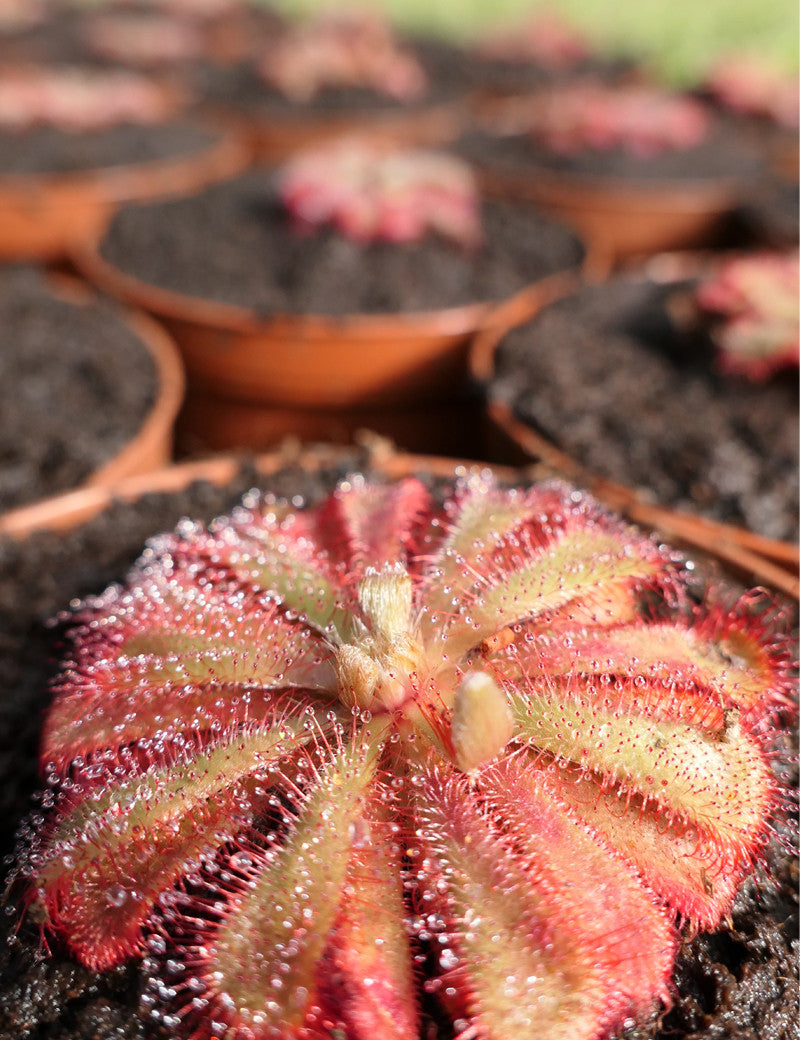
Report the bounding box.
[12,474,793,1040]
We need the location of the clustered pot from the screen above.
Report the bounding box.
[0,122,249,261]
[0,265,184,526]
[74,155,588,456]
[185,9,471,163]
[0,12,796,1039]
[457,80,767,264]
[0,61,251,260]
[0,443,796,1040]
[471,255,798,597]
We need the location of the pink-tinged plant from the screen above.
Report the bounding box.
[705,55,799,130]
[476,10,591,70]
[159,0,246,16]
[695,252,800,380]
[0,66,182,132]
[0,0,47,30]
[278,140,482,248]
[528,82,711,157]
[83,13,205,66]
[257,8,427,103]
[12,475,793,1040]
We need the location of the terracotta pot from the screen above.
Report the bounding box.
[0,123,250,261]
[244,100,467,164]
[769,129,799,182]
[0,274,186,528]
[475,163,751,268]
[0,440,523,538]
[176,392,486,459]
[74,239,584,456]
[2,434,796,604]
[470,277,799,599]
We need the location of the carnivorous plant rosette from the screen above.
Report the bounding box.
[12,475,793,1040]
[278,140,482,248]
[257,8,427,104]
[704,55,800,130]
[475,10,591,70]
[694,251,800,380]
[0,65,183,132]
[527,82,711,157]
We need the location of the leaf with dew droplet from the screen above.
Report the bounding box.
[496,599,792,727]
[433,519,673,659]
[43,572,337,768]
[33,719,308,969]
[314,796,419,1040]
[519,753,748,929]
[508,676,773,852]
[316,477,432,578]
[153,730,389,1036]
[480,757,676,1030]
[414,765,613,1040]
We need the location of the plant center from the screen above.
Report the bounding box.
[334,564,428,714]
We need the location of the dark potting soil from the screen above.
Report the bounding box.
[0,121,219,177]
[457,118,764,183]
[0,266,157,511]
[734,176,799,249]
[0,451,796,1039]
[490,277,799,541]
[0,9,87,66]
[410,36,638,99]
[193,35,636,119]
[99,169,584,316]
[191,33,478,118]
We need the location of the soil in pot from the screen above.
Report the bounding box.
[97,168,585,317]
[414,11,637,104]
[732,174,799,249]
[0,265,157,511]
[455,83,767,260]
[75,1,283,71]
[0,62,227,177]
[457,107,764,183]
[0,448,796,1040]
[0,64,249,260]
[189,12,468,123]
[0,120,223,178]
[0,3,87,65]
[697,54,799,181]
[488,275,799,541]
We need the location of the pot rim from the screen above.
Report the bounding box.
[0,273,186,520]
[470,271,800,599]
[74,224,592,340]
[0,443,523,538]
[1,439,796,599]
[0,117,251,198]
[86,302,186,487]
[478,155,757,200]
[73,236,492,337]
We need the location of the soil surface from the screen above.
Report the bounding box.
[0,9,87,66]
[193,35,636,118]
[413,37,637,99]
[457,117,764,183]
[99,169,584,316]
[0,266,157,511]
[734,175,799,248]
[0,121,219,177]
[489,276,799,540]
[0,451,796,1039]
[191,35,481,117]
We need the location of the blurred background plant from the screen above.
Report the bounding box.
[262,0,798,84]
[59,0,797,88]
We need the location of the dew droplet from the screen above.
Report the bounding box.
[106,884,128,908]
